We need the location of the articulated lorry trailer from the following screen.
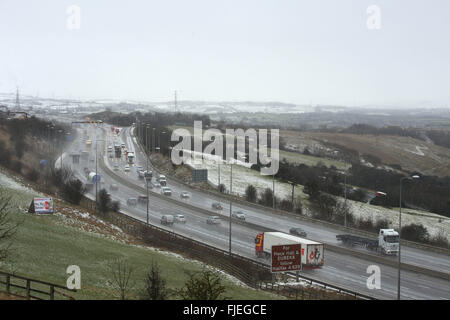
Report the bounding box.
[336,229,399,255]
[114,144,121,158]
[255,232,324,268]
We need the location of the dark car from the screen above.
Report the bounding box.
[212,202,223,210]
[289,227,307,238]
[138,195,148,204]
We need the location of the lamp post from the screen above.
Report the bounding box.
[227,156,244,255]
[229,159,233,255]
[94,139,106,213]
[287,180,295,211]
[397,175,420,300]
[160,131,166,158]
[272,174,275,209]
[146,125,150,172]
[218,161,221,187]
[145,124,150,225]
[344,173,347,228]
[152,128,155,158]
[58,129,63,170]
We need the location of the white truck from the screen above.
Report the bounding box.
[87,172,101,183]
[255,232,324,268]
[336,229,399,255]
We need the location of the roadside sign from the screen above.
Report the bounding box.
[28,197,54,214]
[192,168,208,183]
[271,244,302,273]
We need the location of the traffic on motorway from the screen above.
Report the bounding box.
[63,121,450,300]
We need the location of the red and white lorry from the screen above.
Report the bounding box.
[255,232,324,268]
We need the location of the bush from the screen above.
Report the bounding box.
[140,261,170,300]
[258,188,274,208]
[280,198,293,212]
[401,223,429,243]
[97,189,111,214]
[245,185,257,203]
[61,179,87,205]
[176,268,228,300]
[304,180,320,200]
[26,168,40,182]
[11,160,22,174]
[347,188,366,202]
[110,201,121,212]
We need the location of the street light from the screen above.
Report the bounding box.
[145,124,150,226]
[152,128,156,157]
[145,125,150,172]
[344,172,347,227]
[94,139,106,213]
[272,174,275,210]
[397,174,420,300]
[226,155,245,255]
[58,129,64,170]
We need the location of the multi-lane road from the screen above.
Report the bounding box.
[60,120,449,300]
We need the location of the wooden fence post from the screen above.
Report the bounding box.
[50,285,55,300]
[6,275,10,293]
[26,280,31,299]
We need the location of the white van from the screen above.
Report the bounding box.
[161,215,174,226]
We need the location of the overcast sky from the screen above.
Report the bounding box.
[0,0,449,107]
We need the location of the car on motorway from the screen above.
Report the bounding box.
[121,143,126,149]
[289,227,307,238]
[212,202,223,210]
[174,214,186,224]
[154,182,161,188]
[107,146,113,153]
[161,187,172,196]
[180,191,190,199]
[138,195,148,205]
[124,165,130,172]
[161,215,174,226]
[126,198,138,206]
[231,210,246,220]
[157,175,166,182]
[144,171,153,181]
[136,166,143,173]
[110,184,119,191]
[207,216,221,225]
[113,164,119,171]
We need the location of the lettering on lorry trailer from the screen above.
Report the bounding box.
[271,244,301,273]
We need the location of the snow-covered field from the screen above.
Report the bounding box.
[183,150,305,201]
[348,200,450,239]
[182,153,449,239]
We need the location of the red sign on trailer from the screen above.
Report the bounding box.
[271,244,302,273]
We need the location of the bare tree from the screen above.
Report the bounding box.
[0,189,19,262]
[107,259,135,300]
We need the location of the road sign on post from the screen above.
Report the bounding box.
[271,244,302,273]
[192,168,208,183]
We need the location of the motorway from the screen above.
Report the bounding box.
[60,120,449,300]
